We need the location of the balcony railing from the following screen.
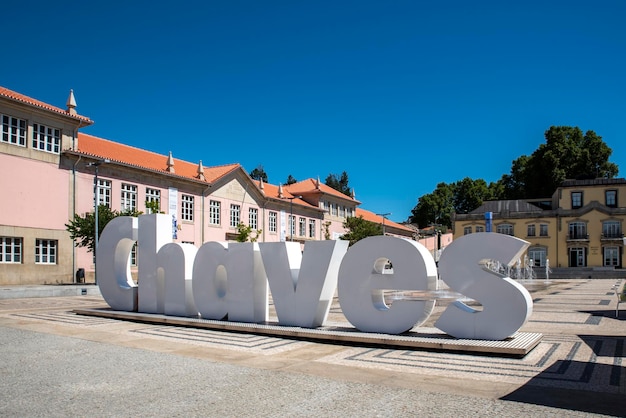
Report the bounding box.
[567,233,589,241]
[601,232,624,240]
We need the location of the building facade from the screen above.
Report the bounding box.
[0,86,415,285]
[453,178,626,271]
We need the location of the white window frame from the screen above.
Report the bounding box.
[269,211,277,233]
[308,219,316,238]
[289,215,296,237]
[571,191,583,209]
[145,188,161,213]
[527,224,536,237]
[35,239,57,264]
[0,236,22,263]
[569,247,586,267]
[181,194,194,222]
[475,226,484,233]
[230,204,240,227]
[604,246,619,266]
[209,200,221,225]
[121,183,137,212]
[463,226,472,235]
[568,222,587,239]
[496,224,514,236]
[540,224,549,237]
[97,179,111,208]
[299,217,306,236]
[249,208,258,230]
[603,221,621,238]
[1,114,26,146]
[605,190,617,207]
[528,247,546,267]
[130,243,138,267]
[32,123,61,154]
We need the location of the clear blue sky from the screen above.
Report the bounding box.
[3,1,625,222]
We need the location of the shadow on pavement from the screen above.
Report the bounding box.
[502,337,624,417]
[501,383,624,417]
[580,309,626,320]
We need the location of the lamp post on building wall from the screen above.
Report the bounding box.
[286,195,302,241]
[86,159,109,285]
[376,212,391,236]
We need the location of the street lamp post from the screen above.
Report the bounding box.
[286,195,302,241]
[87,159,109,284]
[376,212,391,236]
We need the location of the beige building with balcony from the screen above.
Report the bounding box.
[453,178,626,275]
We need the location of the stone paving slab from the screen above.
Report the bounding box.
[0,279,624,416]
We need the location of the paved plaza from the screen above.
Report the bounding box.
[0,279,624,417]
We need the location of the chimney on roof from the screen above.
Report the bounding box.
[197,160,205,181]
[66,89,77,115]
[259,178,265,194]
[278,184,284,198]
[316,176,321,190]
[351,188,356,199]
[167,151,175,173]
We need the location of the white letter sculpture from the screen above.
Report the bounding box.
[259,240,348,327]
[97,216,138,312]
[436,232,533,340]
[96,216,535,341]
[337,236,438,334]
[192,242,268,323]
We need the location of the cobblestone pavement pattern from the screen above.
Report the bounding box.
[0,279,624,417]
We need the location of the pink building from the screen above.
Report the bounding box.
[0,86,423,285]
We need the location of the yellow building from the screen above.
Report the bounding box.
[453,178,626,277]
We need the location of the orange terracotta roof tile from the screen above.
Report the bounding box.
[75,132,240,183]
[285,179,361,203]
[0,86,93,124]
[356,208,413,233]
[253,180,313,207]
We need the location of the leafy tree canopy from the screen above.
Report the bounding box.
[340,215,382,246]
[249,164,268,183]
[285,174,297,185]
[502,126,618,198]
[409,126,619,227]
[409,182,455,229]
[325,171,351,196]
[66,205,141,254]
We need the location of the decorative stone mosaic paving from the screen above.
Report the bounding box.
[315,334,625,394]
[5,309,624,395]
[129,325,309,354]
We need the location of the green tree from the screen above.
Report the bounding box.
[285,174,297,185]
[410,126,619,225]
[145,200,163,214]
[235,222,262,242]
[65,206,141,254]
[325,171,351,196]
[453,177,491,214]
[409,182,455,228]
[341,216,382,246]
[249,164,268,182]
[500,126,618,198]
